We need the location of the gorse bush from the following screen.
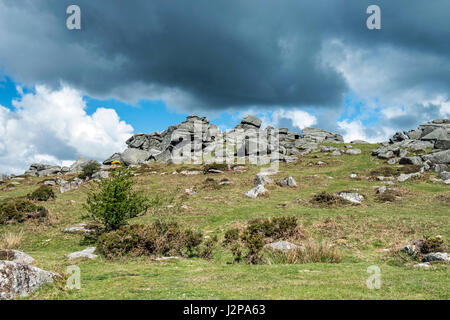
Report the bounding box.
[96,221,207,259]
[27,186,55,201]
[0,199,48,225]
[84,168,150,231]
[79,161,101,180]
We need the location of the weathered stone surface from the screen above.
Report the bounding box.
[0,250,34,265]
[397,172,421,182]
[422,252,450,263]
[245,184,267,199]
[103,152,122,165]
[121,148,150,166]
[439,171,450,180]
[302,127,344,143]
[62,223,93,234]
[346,148,361,155]
[399,156,423,165]
[59,177,83,194]
[67,247,98,260]
[337,192,364,204]
[422,150,450,164]
[277,176,297,187]
[0,260,55,300]
[254,173,273,187]
[264,241,298,251]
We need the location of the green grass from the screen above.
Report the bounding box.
[1,143,449,300]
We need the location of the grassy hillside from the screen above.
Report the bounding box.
[1,143,449,299]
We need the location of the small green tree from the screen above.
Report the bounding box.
[83,168,149,231]
[79,161,101,180]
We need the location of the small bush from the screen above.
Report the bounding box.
[27,186,55,201]
[84,168,150,231]
[223,228,240,247]
[96,221,206,259]
[223,216,301,264]
[199,236,218,260]
[79,161,101,180]
[421,236,448,254]
[0,199,48,225]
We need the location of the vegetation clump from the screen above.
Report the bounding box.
[96,221,208,259]
[27,186,55,201]
[311,191,349,207]
[0,199,48,224]
[78,161,101,180]
[84,168,150,231]
[421,236,448,254]
[369,165,422,177]
[223,216,301,264]
[267,241,342,264]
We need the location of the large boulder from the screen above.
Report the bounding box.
[0,250,34,265]
[103,152,122,165]
[302,127,344,143]
[422,150,450,164]
[235,115,262,129]
[0,260,55,300]
[121,148,150,166]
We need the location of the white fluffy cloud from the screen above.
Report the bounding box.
[337,119,393,143]
[0,85,133,174]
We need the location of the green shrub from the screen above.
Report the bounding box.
[223,228,240,247]
[0,199,48,224]
[311,191,349,207]
[223,216,300,264]
[84,168,150,231]
[27,186,55,201]
[96,221,206,259]
[79,161,101,180]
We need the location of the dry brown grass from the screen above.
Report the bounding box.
[0,231,24,249]
[267,240,342,264]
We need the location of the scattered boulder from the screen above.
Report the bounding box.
[121,148,150,166]
[346,148,362,155]
[59,178,83,194]
[397,172,421,182]
[67,247,98,260]
[276,176,297,187]
[399,156,422,166]
[184,189,197,196]
[422,252,450,263]
[0,260,55,300]
[0,250,34,265]
[254,173,273,187]
[264,241,299,252]
[62,223,94,235]
[337,192,364,204]
[439,171,450,180]
[245,184,267,199]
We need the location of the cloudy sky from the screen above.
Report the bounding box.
[1,0,449,174]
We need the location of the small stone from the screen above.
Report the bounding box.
[414,262,431,268]
[337,192,364,204]
[245,184,267,199]
[67,247,98,260]
[185,189,197,195]
[264,241,299,252]
[422,252,450,263]
[349,173,358,179]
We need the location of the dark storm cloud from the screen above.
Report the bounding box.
[0,0,449,111]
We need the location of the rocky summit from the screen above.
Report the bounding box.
[102,114,344,167]
[372,119,450,165]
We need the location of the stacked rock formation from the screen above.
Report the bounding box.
[103,114,344,166]
[372,119,450,166]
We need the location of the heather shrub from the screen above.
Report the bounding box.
[0,199,48,224]
[27,186,55,201]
